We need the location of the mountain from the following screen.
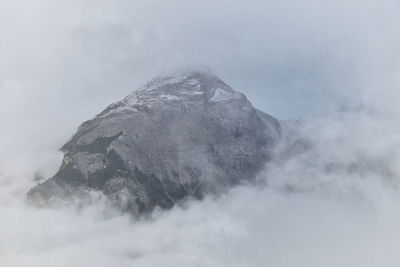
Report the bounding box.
[27,71,281,214]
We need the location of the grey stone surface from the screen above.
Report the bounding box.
[27,71,281,214]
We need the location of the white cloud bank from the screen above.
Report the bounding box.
[1,0,400,266]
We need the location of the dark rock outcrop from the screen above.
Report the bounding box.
[28,71,281,214]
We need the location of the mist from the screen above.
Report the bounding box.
[1,0,400,266]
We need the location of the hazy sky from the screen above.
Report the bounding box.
[1,1,400,266]
[2,0,400,120]
[1,0,400,170]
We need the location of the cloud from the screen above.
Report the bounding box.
[1,0,400,266]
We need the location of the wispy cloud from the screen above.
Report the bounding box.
[1,0,400,266]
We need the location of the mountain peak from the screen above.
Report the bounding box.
[28,71,281,215]
[136,70,233,94]
[98,71,243,118]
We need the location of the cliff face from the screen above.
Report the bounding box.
[28,71,281,214]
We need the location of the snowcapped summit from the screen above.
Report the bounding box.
[28,71,281,214]
[97,71,243,118]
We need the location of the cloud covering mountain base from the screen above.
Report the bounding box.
[2,111,400,267]
[2,0,400,266]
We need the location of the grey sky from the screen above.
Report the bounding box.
[2,0,399,118]
[1,0,400,176]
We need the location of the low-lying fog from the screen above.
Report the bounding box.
[1,0,400,266]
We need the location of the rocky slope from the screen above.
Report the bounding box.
[28,71,281,214]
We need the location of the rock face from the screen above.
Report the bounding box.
[28,71,281,214]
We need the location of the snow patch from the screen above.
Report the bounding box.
[192,91,204,95]
[160,94,180,100]
[210,88,240,102]
[125,92,140,105]
[187,79,200,86]
[138,76,189,93]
